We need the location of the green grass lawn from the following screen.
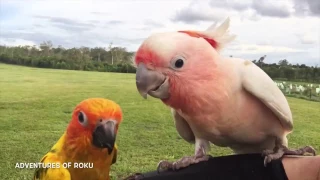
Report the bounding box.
[0,63,319,180]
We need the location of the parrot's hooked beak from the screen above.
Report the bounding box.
[135,63,170,99]
[92,120,117,154]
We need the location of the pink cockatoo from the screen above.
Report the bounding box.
[134,17,316,171]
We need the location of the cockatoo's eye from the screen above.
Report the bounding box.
[170,56,186,70]
[174,59,184,68]
[78,111,88,127]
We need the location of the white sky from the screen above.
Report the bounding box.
[0,0,319,66]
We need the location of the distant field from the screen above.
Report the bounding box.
[0,63,319,180]
[274,80,320,102]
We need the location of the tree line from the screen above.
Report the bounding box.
[0,41,319,82]
[251,55,319,82]
[0,41,136,73]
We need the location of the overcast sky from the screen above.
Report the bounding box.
[0,0,319,66]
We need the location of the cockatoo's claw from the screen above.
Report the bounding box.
[156,155,210,173]
[122,173,144,180]
[157,160,173,173]
[283,146,316,156]
[263,155,275,167]
[262,149,274,156]
[262,145,317,167]
[263,148,285,167]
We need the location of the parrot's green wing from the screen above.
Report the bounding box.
[240,60,293,132]
[171,108,195,143]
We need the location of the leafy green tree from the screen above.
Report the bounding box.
[278,59,289,66]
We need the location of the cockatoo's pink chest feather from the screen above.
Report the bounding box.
[163,60,283,148]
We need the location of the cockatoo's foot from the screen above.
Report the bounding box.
[157,147,210,173]
[156,155,210,172]
[263,145,316,166]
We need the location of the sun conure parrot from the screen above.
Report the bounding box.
[33,98,123,180]
[134,17,316,171]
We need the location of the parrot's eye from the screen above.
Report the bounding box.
[78,111,88,127]
[174,59,184,68]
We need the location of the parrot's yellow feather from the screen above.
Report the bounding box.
[34,133,71,180]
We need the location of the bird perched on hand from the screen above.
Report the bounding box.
[134,17,316,172]
[33,98,123,180]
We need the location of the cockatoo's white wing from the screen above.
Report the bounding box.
[240,60,293,132]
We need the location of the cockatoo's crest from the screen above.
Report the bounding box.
[131,17,236,68]
[178,17,236,51]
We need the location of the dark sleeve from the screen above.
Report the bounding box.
[123,154,288,180]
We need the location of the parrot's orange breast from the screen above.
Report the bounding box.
[67,160,111,180]
[65,144,116,180]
